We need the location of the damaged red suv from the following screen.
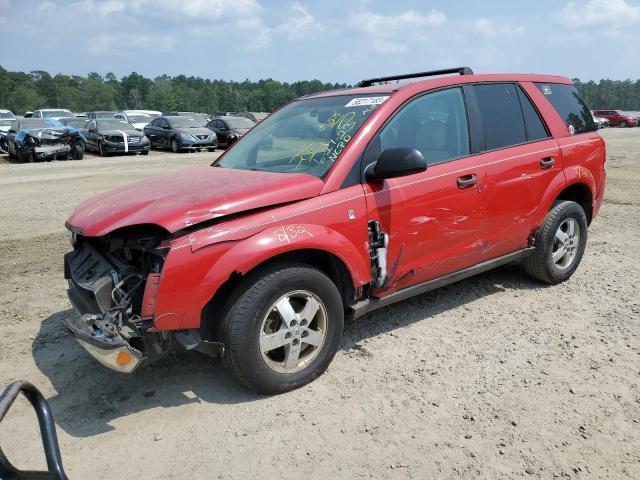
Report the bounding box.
[64,68,606,393]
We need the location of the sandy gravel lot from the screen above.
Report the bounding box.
[0,130,638,479]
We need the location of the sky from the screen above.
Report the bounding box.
[1,0,639,84]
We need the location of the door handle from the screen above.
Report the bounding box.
[457,174,477,189]
[540,156,555,168]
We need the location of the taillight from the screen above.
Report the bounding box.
[141,273,161,319]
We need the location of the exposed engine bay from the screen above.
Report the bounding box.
[64,227,168,371]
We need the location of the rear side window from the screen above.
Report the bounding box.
[516,86,549,141]
[535,83,596,134]
[473,83,527,150]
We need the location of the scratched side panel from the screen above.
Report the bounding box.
[482,139,564,258]
[363,156,489,296]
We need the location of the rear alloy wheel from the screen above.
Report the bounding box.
[222,263,344,394]
[171,138,180,153]
[523,200,587,284]
[619,121,627,128]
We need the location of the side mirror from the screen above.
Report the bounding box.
[365,147,427,182]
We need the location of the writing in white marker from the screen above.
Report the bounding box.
[274,225,314,243]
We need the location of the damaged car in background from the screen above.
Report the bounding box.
[63,68,605,395]
[6,118,84,162]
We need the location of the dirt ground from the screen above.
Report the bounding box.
[0,130,638,479]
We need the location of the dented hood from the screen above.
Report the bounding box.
[67,166,325,237]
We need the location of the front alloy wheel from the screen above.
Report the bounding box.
[222,263,344,394]
[260,291,327,374]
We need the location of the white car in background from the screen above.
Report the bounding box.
[590,111,609,129]
[0,109,16,151]
[114,110,161,131]
[32,109,76,120]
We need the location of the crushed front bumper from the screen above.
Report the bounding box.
[34,144,71,161]
[64,247,147,373]
[65,314,144,373]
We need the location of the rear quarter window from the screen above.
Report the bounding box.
[535,83,596,134]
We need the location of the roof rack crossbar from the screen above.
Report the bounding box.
[357,67,474,88]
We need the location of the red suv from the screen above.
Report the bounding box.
[592,109,637,127]
[64,68,606,393]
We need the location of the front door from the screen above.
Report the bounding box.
[362,87,489,296]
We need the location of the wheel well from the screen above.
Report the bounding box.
[556,183,593,224]
[199,249,356,342]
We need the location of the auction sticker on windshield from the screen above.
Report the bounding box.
[345,96,389,107]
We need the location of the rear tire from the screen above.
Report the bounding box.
[523,200,587,285]
[141,150,149,155]
[222,263,344,394]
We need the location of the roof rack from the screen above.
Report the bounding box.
[357,67,474,88]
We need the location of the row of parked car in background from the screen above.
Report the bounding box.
[0,108,269,162]
[0,105,637,163]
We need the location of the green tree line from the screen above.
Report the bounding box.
[0,65,347,115]
[1,65,639,115]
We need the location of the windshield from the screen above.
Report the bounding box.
[127,114,152,124]
[224,117,255,129]
[168,116,201,128]
[42,110,73,118]
[97,119,136,131]
[21,119,51,129]
[181,112,208,125]
[60,118,86,128]
[0,111,14,119]
[215,94,389,177]
[94,112,115,118]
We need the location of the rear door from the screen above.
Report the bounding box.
[157,118,171,147]
[468,82,562,259]
[85,120,98,151]
[363,87,489,295]
[145,118,161,146]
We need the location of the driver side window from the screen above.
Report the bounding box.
[368,87,470,167]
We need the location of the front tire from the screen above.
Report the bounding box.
[222,263,344,394]
[171,138,181,153]
[619,121,627,128]
[99,142,107,157]
[72,144,83,160]
[523,200,588,284]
